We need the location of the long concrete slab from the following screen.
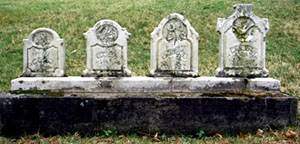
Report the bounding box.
[11,77,280,94]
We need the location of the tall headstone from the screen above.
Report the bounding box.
[22,28,65,77]
[83,19,131,76]
[150,13,199,77]
[216,4,269,77]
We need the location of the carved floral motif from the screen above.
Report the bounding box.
[32,31,53,47]
[96,24,118,46]
[231,17,257,67]
[163,18,187,43]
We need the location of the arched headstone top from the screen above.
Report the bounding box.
[84,19,130,47]
[151,13,199,40]
[216,4,269,77]
[22,28,65,77]
[150,13,199,77]
[83,19,131,77]
[217,4,269,36]
[26,28,62,48]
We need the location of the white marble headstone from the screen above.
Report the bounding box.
[216,4,269,77]
[22,28,65,77]
[83,19,131,76]
[150,13,199,77]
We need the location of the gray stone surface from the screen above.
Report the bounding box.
[11,77,280,94]
[22,28,65,77]
[83,19,131,76]
[150,13,199,77]
[216,4,269,77]
[0,92,297,136]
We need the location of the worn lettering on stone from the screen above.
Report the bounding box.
[150,13,199,76]
[216,4,269,77]
[22,28,65,77]
[83,19,131,76]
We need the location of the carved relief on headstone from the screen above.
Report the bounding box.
[22,28,65,77]
[83,19,131,76]
[216,4,269,77]
[150,13,199,77]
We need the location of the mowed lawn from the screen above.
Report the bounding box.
[0,0,299,143]
[0,0,299,95]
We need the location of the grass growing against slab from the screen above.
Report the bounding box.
[0,126,299,144]
[0,0,299,96]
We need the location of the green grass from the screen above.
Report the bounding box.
[0,126,299,144]
[0,0,299,95]
[0,0,299,142]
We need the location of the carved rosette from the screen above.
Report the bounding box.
[22,28,65,77]
[95,23,119,46]
[83,19,131,77]
[216,4,269,77]
[150,13,199,77]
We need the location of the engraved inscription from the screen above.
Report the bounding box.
[23,28,64,77]
[159,42,190,70]
[150,13,199,76]
[84,20,131,76]
[216,4,269,77]
[158,18,191,71]
[27,47,58,73]
[92,45,122,70]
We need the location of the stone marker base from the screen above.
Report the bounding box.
[0,93,297,136]
[11,77,280,94]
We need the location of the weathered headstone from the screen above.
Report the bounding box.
[83,19,131,76]
[150,13,199,77]
[22,28,65,77]
[216,4,269,77]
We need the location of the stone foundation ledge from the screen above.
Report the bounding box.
[0,92,297,136]
[11,77,280,94]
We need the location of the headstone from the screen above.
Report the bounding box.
[216,4,269,77]
[22,28,65,77]
[83,19,131,77]
[150,13,199,77]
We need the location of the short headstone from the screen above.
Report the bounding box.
[216,4,269,77]
[83,19,131,77]
[22,28,65,77]
[150,13,199,77]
